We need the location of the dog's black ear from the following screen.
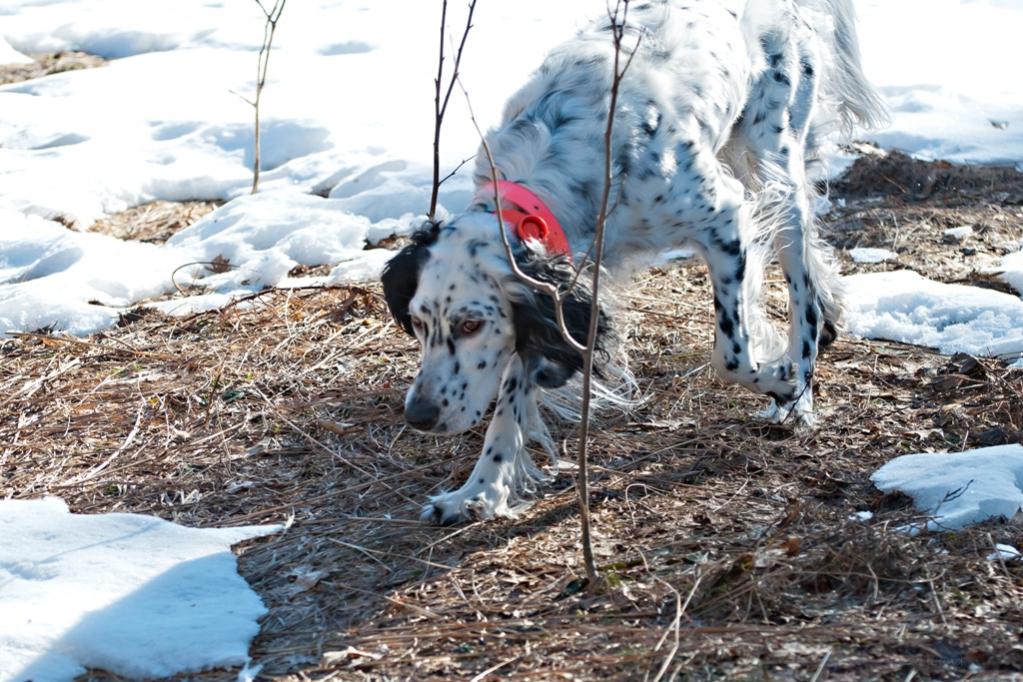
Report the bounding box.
[511,254,607,388]
[381,223,440,335]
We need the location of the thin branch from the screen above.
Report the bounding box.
[572,0,642,585]
[437,153,477,188]
[250,0,287,194]
[457,1,641,585]
[428,0,478,219]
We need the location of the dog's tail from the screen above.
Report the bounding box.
[800,0,889,133]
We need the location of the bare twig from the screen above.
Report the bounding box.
[169,260,238,295]
[573,0,641,583]
[455,0,641,584]
[428,0,478,219]
[249,0,288,194]
[810,648,834,682]
[649,574,701,682]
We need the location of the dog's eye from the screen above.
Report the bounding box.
[411,316,425,332]
[458,319,483,336]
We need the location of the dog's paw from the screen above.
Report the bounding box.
[420,486,511,526]
[760,388,815,428]
[756,359,799,404]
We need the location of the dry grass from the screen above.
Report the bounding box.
[88,200,223,243]
[2,157,1023,680]
[829,151,1023,295]
[0,51,105,86]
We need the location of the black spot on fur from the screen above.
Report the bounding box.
[719,314,735,339]
[805,304,818,329]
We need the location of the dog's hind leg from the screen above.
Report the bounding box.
[422,354,548,525]
[740,31,843,424]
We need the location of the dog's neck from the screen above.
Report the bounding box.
[472,117,608,258]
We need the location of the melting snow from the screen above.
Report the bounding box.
[987,544,1021,562]
[848,247,897,264]
[871,444,1023,530]
[942,226,974,240]
[843,270,1023,360]
[0,498,279,682]
[999,248,1023,296]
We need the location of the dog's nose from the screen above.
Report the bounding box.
[405,397,440,431]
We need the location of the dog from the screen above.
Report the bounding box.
[382,0,887,524]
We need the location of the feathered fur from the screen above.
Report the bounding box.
[382,0,886,524]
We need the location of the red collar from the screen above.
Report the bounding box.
[474,180,571,259]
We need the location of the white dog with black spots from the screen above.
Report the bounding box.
[382,0,887,525]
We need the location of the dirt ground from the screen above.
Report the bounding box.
[2,144,1023,679]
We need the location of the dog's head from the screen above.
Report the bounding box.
[381,214,605,434]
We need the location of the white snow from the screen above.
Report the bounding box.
[0,208,190,335]
[0,497,279,682]
[0,0,1021,337]
[0,35,33,65]
[858,0,1023,168]
[871,444,1023,530]
[942,226,974,241]
[987,544,1021,562]
[999,248,1023,296]
[843,269,1023,360]
[848,247,897,264]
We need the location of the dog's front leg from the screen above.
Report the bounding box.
[422,354,544,525]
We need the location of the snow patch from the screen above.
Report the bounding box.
[0,209,191,336]
[843,270,1023,359]
[987,544,1021,562]
[0,497,280,682]
[871,445,1023,531]
[999,249,1023,295]
[871,444,1023,530]
[857,0,1023,168]
[942,225,973,240]
[166,190,375,291]
[849,247,897,264]
[0,35,33,64]
[0,192,401,336]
